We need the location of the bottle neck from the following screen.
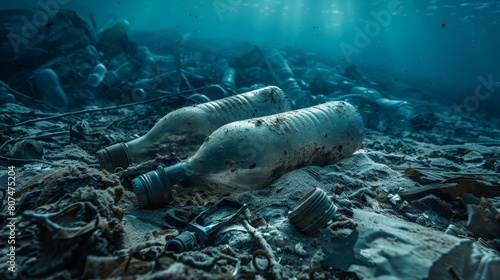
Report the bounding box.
[163,161,190,186]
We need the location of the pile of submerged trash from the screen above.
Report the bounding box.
[0,9,499,279]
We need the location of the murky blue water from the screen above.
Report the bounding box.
[2,0,499,112]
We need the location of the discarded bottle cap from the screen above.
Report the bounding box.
[289,188,337,235]
[165,231,197,253]
[10,139,44,159]
[97,143,131,172]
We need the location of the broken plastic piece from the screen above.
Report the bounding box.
[163,207,205,228]
[444,224,465,237]
[23,202,99,239]
[133,101,363,208]
[97,86,290,172]
[20,202,99,277]
[165,198,247,253]
[289,188,338,235]
[9,139,44,159]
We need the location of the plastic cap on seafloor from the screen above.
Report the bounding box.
[165,231,197,253]
[289,188,338,235]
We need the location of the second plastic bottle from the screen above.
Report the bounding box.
[133,101,364,208]
[97,86,290,171]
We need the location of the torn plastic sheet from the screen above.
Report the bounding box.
[429,239,500,280]
[321,209,497,279]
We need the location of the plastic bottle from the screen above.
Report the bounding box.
[220,67,236,91]
[101,61,139,89]
[375,98,414,137]
[200,67,237,100]
[133,101,363,208]
[97,86,291,172]
[87,63,107,87]
[265,48,303,107]
[99,19,130,42]
[133,69,182,91]
[31,68,68,107]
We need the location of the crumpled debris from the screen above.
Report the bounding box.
[14,165,120,213]
[83,255,155,279]
[466,198,500,240]
[69,120,103,142]
[19,202,99,278]
[411,194,455,219]
[400,166,500,203]
[428,240,500,280]
[321,209,463,279]
[8,139,44,160]
[320,227,369,271]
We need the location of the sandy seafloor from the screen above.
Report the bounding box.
[0,49,500,279]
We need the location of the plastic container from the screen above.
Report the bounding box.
[133,101,363,208]
[265,48,303,107]
[97,86,291,172]
[289,188,338,235]
[220,67,236,90]
[31,68,68,107]
[375,98,414,137]
[87,63,107,87]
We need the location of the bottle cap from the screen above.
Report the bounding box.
[132,166,173,208]
[289,188,337,235]
[165,231,197,253]
[96,143,131,172]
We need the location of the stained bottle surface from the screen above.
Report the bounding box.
[133,101,364,208]
[97,86,290,171]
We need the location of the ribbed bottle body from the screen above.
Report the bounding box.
[178,101,363,190]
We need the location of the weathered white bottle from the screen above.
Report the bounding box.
[97,86,290,171]
[133,101,364,208]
